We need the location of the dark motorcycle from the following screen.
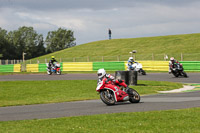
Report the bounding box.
[171,63,187,77]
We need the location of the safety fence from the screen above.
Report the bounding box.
[0,61,200,72]
[2,53,200,65]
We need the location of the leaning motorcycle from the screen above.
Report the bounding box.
[46,62,61,75]
[171,62,187,77]
[96,78,140,105]
[128,62,146,75]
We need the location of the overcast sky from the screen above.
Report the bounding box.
[0,0,200,45]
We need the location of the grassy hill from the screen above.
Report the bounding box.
[31,33,200,63]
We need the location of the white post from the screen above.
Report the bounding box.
[152,53,154,61]
[181,53,183,61]
[117,55,120,61]
[87,56,89,62]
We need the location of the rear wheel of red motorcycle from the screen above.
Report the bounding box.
[129,88,140,103]
[100,90,115,105]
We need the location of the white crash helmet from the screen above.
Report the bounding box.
[97,68,106,78]
[129,57,134,61]
[170,57,174,61]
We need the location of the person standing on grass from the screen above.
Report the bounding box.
[108,28,112,40]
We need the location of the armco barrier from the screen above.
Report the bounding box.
[22,61,200,72]
[124,61,169,71]
[93,62,125,71]
[26,64,39,72]
[39,63,47,72]
[62,62,92,71]
[139,61,169,71]
[180,61,200,71]
[0,64,14,72]
[13,64,21,72]
[38,63,63,72]
[26,63,63,72]
[0,64,21,72]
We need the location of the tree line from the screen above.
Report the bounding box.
[0,26,76,60]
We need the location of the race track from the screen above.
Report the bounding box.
[1,91,200,121]
[1,73,200,83]
[0,73,200,121]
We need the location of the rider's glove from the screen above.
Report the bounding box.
[105,78,112,83]
[118,79,123,83]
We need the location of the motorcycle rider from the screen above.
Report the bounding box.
[48,56,57,70]
[169,57,180,73]
[97,68,132,94]
[127,57,136,70]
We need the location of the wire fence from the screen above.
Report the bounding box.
[1,53,200,65]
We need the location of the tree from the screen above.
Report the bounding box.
[0,27,16,59]
[7,26,46,59]
[45,28,76,52]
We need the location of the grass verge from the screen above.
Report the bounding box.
[0,108,200,132]
[0,80,182,107]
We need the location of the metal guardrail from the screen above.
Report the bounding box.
[1,61,199,72]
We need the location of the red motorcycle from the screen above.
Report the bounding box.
[96,78,140,105]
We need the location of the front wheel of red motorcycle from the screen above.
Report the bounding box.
[129,88,140,103]
[100,90,115,106]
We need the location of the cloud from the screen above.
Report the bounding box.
[0,0,200,44]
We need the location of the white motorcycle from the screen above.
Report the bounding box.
[128,62,146,75]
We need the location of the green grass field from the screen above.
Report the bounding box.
[0,107,199,133]
[0,80,182,107]
[30,33,200,62]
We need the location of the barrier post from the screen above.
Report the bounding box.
[152,53,154,60]
[87,56,90,62]
[117,55,120,61]
[181,53,183,61]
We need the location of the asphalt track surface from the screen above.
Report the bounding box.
[0,73,200,83]
[1,91,200,121]
[0,73,200,121]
